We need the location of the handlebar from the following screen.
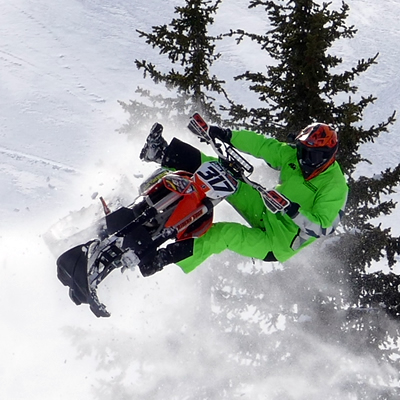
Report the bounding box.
[187,113,253,178]
[187,113,291,214]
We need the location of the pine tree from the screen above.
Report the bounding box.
[119,0,227,134]
[227,0,400,302]
[213,0,400,394]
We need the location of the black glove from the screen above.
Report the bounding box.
[285,201,300,218]
[208,126,232,144]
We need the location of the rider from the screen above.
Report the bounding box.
[136,122,348,277]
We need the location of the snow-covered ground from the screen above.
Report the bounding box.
[1,0,400,398]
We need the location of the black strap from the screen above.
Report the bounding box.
[166,239,195,263]
[263,251,278,262]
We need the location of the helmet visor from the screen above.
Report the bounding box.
[297,145,329,168]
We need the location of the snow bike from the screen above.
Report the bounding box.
[56,113,290,317]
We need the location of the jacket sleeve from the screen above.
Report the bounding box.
[231,129,287,169]
[291,182,348,238]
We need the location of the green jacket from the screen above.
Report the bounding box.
[230,129,348,261]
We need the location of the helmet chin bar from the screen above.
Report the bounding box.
[299,157,335,180]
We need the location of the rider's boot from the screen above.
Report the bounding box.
[140,122,168,164]
[139,248,172,277]
[138,239,194,277]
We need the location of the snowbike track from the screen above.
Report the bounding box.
[0,145,79,173]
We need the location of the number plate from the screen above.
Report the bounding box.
[195,162,238,199]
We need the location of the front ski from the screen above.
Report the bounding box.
[56,238,124,317]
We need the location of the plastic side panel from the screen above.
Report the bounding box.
[105,207,135,234]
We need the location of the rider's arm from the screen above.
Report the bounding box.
[230,129,287,168]
[295,192,347,238]
[288,177,348,239]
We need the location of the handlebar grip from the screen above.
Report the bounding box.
[187,113,210,142]
[260,189,290,214]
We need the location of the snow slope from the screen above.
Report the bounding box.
[1,0,400,399]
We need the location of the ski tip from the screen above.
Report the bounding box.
[90,302,111,318]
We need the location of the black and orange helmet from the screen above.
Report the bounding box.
[295,123,338,180]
